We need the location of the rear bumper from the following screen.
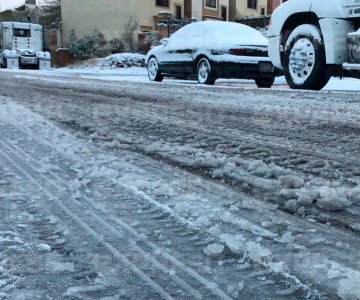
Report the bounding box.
[212,61,277,79]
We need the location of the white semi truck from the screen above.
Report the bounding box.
[0,22,51,69]
[268,0,360,90]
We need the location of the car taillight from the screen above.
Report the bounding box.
[229,48,245,55]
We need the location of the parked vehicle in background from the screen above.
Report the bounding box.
[268,0,360,90]
[147,21,276,88]
[0,22,51,70]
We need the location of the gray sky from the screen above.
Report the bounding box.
[0,0,25,11]
[0,0,46,11]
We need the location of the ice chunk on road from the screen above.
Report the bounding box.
[48,261,75,272]
[220,233,246,254]
[269,261,284,273]
[246,241,271,263]
[204,243,224,257]
[347,187,360,204]
[227,284,239,298]
[279,175,304,189]
[194,216,211,228]
[208,225,221,237]
[154,184,174,197]
[316,187,352,211]
[337,268,360,299]
[327,268,343,279]
[36,243,51,252]
[278,232,295,244]
[0,280,7,288]
[297,188,318,206]
[284,200,298,213]
[248,160,287,179]
[221,212,277,238]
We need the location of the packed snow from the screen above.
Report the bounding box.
[1,53,360,298]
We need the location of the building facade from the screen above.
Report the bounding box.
[229,0,268,21]
[61,0,230,46]
[267,0,284,14]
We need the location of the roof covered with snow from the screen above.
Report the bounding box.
[169,21,268,49]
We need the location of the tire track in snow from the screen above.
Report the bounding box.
[0,145,195,300]
[0,138,233,300]
[0,125,334,299]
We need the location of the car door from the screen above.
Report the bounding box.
[157,27,195,76]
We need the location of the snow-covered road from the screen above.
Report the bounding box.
[1,69,360,299]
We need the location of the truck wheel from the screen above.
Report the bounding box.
[255,75,275,88]
[283,24,330,90]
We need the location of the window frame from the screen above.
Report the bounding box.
[247,0,257,10]
[155,0,170,8]
[174,4,183,19]
[204,0,218,10]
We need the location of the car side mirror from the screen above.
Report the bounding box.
[160,38,169,46]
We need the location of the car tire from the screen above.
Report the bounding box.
[197,57,216,85]
[255,75,275,88]
[147,57,164,82]
[283,24,330,90]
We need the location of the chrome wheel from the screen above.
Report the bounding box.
[148,57,159,81]
[288,38,315,84]
[197,58,214,85]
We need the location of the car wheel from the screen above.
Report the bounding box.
[255,75,275,88]
[148,57,164,82]
[283,24,330,90]
[197,58,216,85]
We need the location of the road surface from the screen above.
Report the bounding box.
[0,70,360,299]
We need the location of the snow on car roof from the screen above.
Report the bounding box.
[170,21,268,49]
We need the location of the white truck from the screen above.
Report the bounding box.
[268,0,360,90]
[0,22,51,69]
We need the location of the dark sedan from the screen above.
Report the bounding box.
[146,21,276,87]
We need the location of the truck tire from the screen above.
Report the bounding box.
[283,24,330,90]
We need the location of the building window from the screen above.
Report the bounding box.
[156,0,169,7]
[221,6,227,21]
[247,0,257,9]
[205,0,217,9]
[175,5,182,19]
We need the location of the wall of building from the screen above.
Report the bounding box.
[234,0,268,18]
[202,0,229,20]
[268,0,283,14]
[61,0,185,45]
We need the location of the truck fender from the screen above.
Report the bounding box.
[319,18,354,65]
[268,0,312,38]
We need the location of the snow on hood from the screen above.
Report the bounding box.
[167,21,268,50]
